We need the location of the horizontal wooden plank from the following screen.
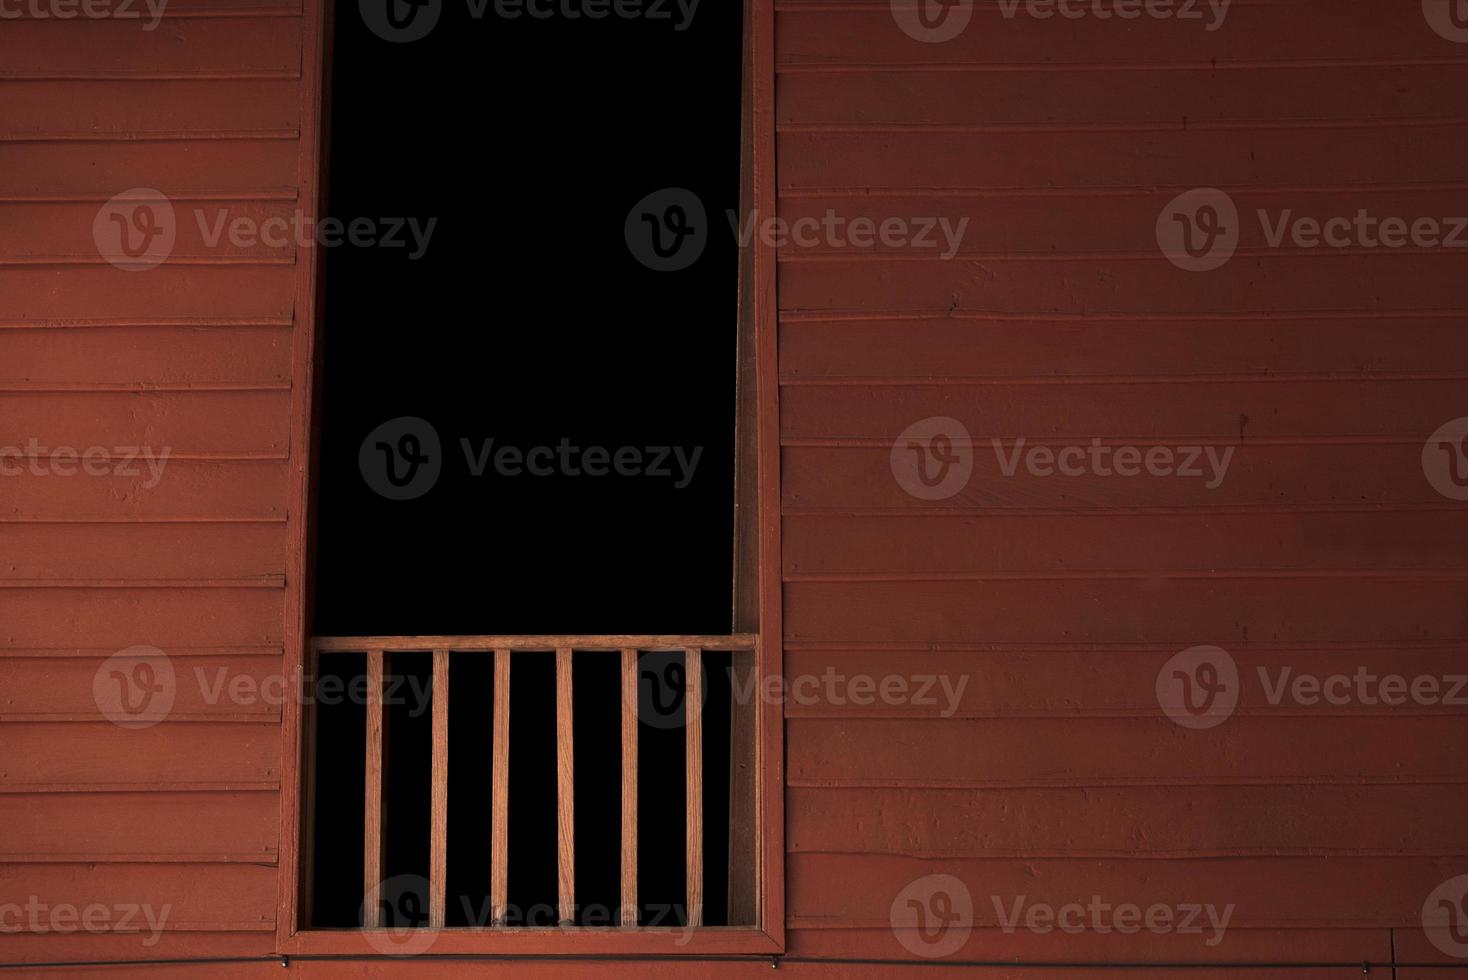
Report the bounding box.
[787,853,1464,928]
[2,201,303,262]
[780,64,1468,126]
[0,391,289,455]
[784,444,1449,511]
[777,253,1468,315]
[0,268,293,323]
[0,523,285,580]
[778,126,1468,190]
[783,379,1465,442]
[782,647,1468,720]
[785,580,1468,645]
[0,142,298,199]
[774,189,1468,256]
[1395,928,1468,974]
[777,1,1459,67]
[0,863,275,931]
[0,588,283,647]
[314,633,759,652]
[0,324,291,388]
[0,655,284,722]
[2,80,300,139]
[788,925,1391,969]
[0,965,1377,980]
[789,784,1468,857]
[784,513,1468,575]
[0,931,274,966]
[0,722,279,788]
[778,315,1468,380]
[0,460,286,520]
[0,791,277,862]
[2,0,300,15]
[788,715,1468,785]
[0,19,299,78]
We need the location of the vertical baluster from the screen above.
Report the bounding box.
[428,649,450,927]
[491,648,511,926]
[363,649,385,928]
[556,647,575,925]
[620,648,639,926]
[685,647,704,928]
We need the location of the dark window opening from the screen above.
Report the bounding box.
[303,1,752,935]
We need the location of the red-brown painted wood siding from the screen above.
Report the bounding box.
[0,0,300,968]
[776,2,1468,977]
[3,1,1466,978]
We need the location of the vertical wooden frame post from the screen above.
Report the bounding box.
[428,649,450,927]
[685,647,704,928]
[363,649,385,928]
[620,648,638,926]
[556,647,575,925]
[491,648,510,926]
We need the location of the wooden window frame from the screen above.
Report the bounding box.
[273,0,782,957]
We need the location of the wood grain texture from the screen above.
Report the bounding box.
[0,790,278,862]
[619,648,638,927]
[491,648,510,926]
[726,653,758,926]
[685,648,704,929]
[428,649,449,928]
[362,649,384,930]
[313,634,757,652]
[556,647,575,925]
[13,0,1468,966]
[770,0,1468,961]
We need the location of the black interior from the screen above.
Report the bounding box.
[307,0,744,931]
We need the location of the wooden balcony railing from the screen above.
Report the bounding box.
[311,634,759,931]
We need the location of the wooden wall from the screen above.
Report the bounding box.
[1,0,1465,977]
[0,0,306,968]
[776,1,1468,976]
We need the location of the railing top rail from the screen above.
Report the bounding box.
[313,634,759,653]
